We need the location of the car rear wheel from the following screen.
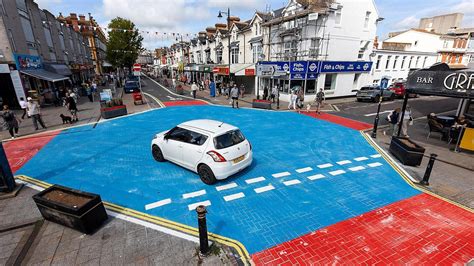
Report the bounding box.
[373,95,380,103]
[152,145,165,162]
[198,164,217,185]
[356,98,362,102]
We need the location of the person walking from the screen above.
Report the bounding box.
[263,86,269,100]
[401,105,413,137]
[240,84,245,98]
[19,97,28,119]
[26,97,47,130]
[66,93,79,122]
[315,88,325,114]
[1,105,20,139]
[288,89,297,110]
[191,82,198,99]
[86,85,93,102]
[230,84,239,109]
[271,86,278,103]
[384,108,400,136]
[209,79,216,97]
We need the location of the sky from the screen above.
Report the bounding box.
[35,0,474,49]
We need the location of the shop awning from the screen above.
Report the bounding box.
[248,36,263,43]
[20,69,70,82]
[234,64,255,76]
[230,41,240,48]
[43,63,72,76]
[230,63,253,74]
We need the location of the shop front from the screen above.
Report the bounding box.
[0,63,26,109]
[212,66,230,88]
[234,64,256,95]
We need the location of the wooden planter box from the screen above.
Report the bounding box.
[100,105,127,119]
[252,99,272,110]
[33,185,108,234]
[389,137,425,166]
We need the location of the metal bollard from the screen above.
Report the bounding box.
[420,153,437,186]
[196,205,209,256]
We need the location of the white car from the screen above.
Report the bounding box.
[151,119,253,184]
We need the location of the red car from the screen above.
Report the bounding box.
[389,82,417,98]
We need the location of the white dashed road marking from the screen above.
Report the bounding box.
[368,162,383,168]
[272,172,291,178]
[371,154,382,158]
[145,198,172,210]
[223,192,245,202]
[349,166,366,172]
[354,157,369,161]
[254,184,275,194]
[317,163,333,169]
[188,200,211,211]
[307,174,325,181]
[215,183,238,191]
[296,167,313,173]
[245,176,266,184]
[283,179,301,186]
[182,190,206,199]
[329,170,346,176]
[337,160,351,165]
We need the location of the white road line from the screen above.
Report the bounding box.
[188,200,211,211]
[348,166,366,172]
[245,176,266,184]
[317,163,333,169]
[329,170,346,176]
[371,154,382,158]
[182,190,206,199]
[307,174,325,181]
[296,167,313,173]
[283,179,301,186]
[364,110,392,117]
[223,192,245,202]
[272,172,291,178]
[368,162,383,168]
[336,160,351,165]
[254,184,275,194]
[354,157,369,161]
[215,183,238,191]
[145,198,172,210]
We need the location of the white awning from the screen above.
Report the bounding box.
[20,69,70,82]
[232,64,255,76]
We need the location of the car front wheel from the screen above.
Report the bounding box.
[152,145,165,162]
[198,164,217,185]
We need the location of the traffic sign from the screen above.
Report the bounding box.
[133,63,141,72]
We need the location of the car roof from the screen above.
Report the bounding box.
[179,119,237,135]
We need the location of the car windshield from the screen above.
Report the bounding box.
[126,81,137,85]
[360,86,376,91]
[214,130,245,149]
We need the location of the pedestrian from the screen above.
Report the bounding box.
[191,82,198,99]
[288,89,297,110]
[1,105,20,139]
[66,93,79,122]
[315,88,325,114]
[201,80,205,91]
[19,97,28,119]
[263,86,269,100]
[384,108,400,136]
[209,79,216,97]
[26,97,47,130]
[271,86,278,103]
[230,84,239,109]
[68,89,78,104]
[296,87,304,112]
[401,105,413,137]
[86,86,93,102]
[240,84,245,98]
[225,84,231,99]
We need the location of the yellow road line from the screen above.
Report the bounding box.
[142,92,166,108]
[14,174,252,263]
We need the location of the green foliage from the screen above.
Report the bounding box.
[106,17,143,69]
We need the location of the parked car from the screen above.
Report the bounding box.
[123,80,140,93]
[356,85,396,102]
[389,82,417,98]
[151,119,253,185]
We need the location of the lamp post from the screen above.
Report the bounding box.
[372,77,389,138]
[218,8,231,83]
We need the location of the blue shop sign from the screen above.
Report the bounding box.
[320,61,372,73]
[14,53,42,70]
[306,73,319,80]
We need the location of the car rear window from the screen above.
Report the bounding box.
[214,130,245,149]
[360,87,373,90]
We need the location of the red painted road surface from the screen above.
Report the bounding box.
[162,100,208,107]
[252,193,474,265]
[303,111,373,131]
[3,131,60,173]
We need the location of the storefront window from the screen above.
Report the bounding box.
[306,80,316,94]
[324,74,336,91]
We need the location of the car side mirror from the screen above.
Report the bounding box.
[164,134,170,140]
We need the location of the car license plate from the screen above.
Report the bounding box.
[233,155,245,163]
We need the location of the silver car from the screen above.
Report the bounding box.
[356,85,395,102]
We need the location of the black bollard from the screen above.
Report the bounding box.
[196,205,209,256]
[420,153,437,186]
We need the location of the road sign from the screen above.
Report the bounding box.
[133,63,141,72]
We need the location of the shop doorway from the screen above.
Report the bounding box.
[0,74,20,109]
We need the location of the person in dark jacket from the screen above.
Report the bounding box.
[1,105,20,139]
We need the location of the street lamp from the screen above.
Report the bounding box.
[217,8,231,83]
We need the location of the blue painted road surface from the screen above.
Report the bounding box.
[17,106,420,254]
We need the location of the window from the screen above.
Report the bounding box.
[393,56,398,69]
[252,43,262,63]
[375,55,382,70]
[310,38,320,57]
[8,29,16,52]
[335,8,342,25]
[16,0,27,12]
[166,127,189,142]
[324,74,336,91]
[284,41,295,61]
[415,56,420,68]
[385,55,391,69]
[214,130,245,149]
[215,49,222,64]
[205,50,211,63]
[423,56,428,67]
[364,11,371,29]
[443,40,448,48]
[187,131,208,146]
[20,16,35,43]
[231,47,239,64]
[455,55,459,63]
[401,56,406,69]
[409,56,413,68]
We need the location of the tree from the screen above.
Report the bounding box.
[106,17,143,69]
